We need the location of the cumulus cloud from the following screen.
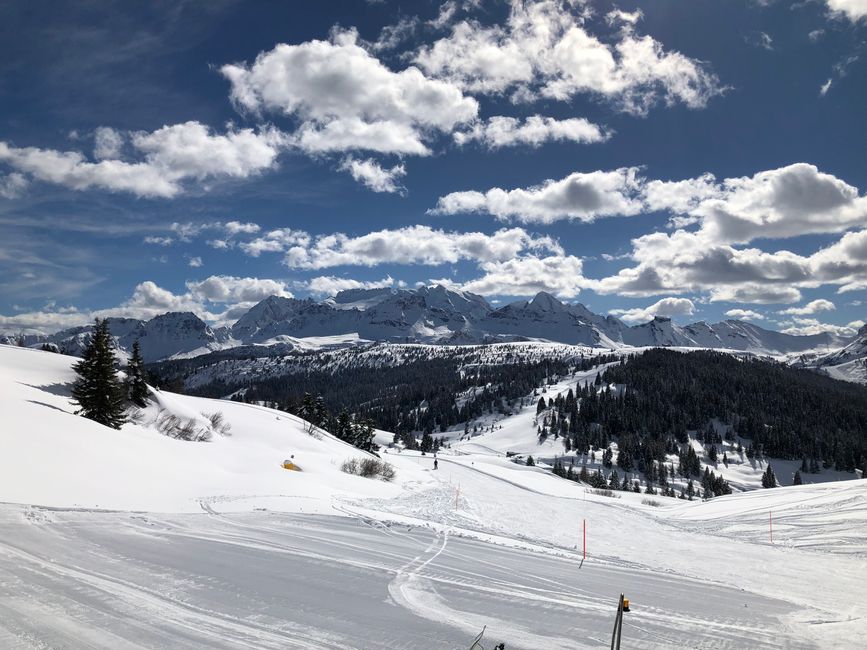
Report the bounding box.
[340,157,406,193]
[460,254,587,298]
[579,163,867,302]
[221,29,478,156]
[609,297,696,323]
[779,299,836,315]
[725,308,765,320]
[454,115,610,148]
[303,275,400,296]
[824,0,867,23]
[779,317,860,337]
[275,226,562,269]
[239,228,311,257]
[431,168,643,223]
[188,256,203,268]
[0,122,287,198]
[414,0,722,115]
[185,275,292,304]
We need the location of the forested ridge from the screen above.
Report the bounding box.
[596,349,867,473]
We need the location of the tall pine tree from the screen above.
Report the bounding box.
[125,340,150,408]
[71,318,127,429]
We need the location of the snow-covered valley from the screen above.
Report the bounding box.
[1,343,865,649]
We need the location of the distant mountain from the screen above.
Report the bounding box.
[1,286,855,363]
[1,312,232,362]
[810,324,867,384]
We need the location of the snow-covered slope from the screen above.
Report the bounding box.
[2,342,865,648]
[810,324,867,383]
[0,344,415,512]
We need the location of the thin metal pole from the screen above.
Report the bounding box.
[769,511,773,543]
[611,593,624,650]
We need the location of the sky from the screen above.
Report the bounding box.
[1,0,866,336]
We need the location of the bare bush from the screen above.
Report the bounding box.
[587,488,620,499]
[341,457,395,482]
[203,411,232,437]
[155,408,211,442]
[641,498,662,507]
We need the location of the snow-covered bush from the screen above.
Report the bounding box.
[155,409,211,442]
[340,457,395,481]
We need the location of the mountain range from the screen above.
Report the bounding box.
[2,285,858,365]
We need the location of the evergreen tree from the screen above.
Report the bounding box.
[125,340,150,408]
[761,464,778,488]
[71,318,127,429]
[793,470,803,486]
[526,455,535,467]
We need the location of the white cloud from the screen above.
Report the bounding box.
[372,17,419,51]
[239,228,311,257]
[143,236,174,246]
[303,275,399,296]
[0,172,28,199]
[454,115,609,148]
[415,0,722,115]
[824,0,867,23]
[188,256,203,268]
[340,157,406,193]
[0,122,287,198]
[185,275,292,304]
[221,30,478,156]
[588,164,867,301]
[820,78,833,96]
[610,297,696,324]
[745,31,774,51]
[460,254,587,298]
[431,168,643,223]
[725,308,764,320]
[779,299,836,315]
[93,127,124,160]
[281,226,562,269]
[779,317,859,337]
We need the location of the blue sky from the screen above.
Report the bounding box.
[1,0,866,335]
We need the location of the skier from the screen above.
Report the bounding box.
[433,458,438,470]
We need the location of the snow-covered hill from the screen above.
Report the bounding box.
[1,342,865,647]
[0,344,413,512]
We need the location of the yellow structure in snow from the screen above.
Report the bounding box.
[282,459,301,471]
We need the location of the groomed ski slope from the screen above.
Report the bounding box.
[1,343,865,648]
